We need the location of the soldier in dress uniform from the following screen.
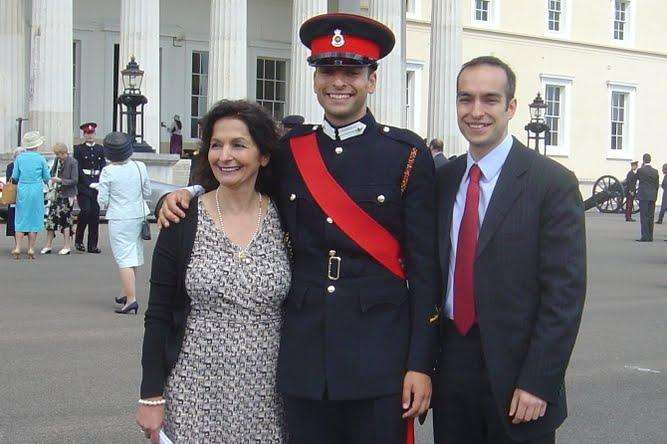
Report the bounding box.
[624,160,638,222]
[157,13,439,444]
[73,122,106,253]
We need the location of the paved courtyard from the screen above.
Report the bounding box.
[1,213,665,443]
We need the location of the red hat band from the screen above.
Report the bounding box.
[310,33,380,61]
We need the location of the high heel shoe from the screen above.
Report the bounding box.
[115,301,139,315]
[11,249,20,260]
[115,295,127,305]
[27,250,35,260]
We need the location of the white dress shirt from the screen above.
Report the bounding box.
[444,133,514,319]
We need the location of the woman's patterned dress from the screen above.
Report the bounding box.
[163,200,291,443]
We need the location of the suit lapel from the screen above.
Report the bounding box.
[476,139,532,259]
[438,156,467,275]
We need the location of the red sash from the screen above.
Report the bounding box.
[289,133,406,280]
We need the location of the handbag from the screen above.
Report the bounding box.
[0,181,17,205]
[133,161,151,241]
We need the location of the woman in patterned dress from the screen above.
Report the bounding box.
[137,100,290,443]
[41,143,78,255]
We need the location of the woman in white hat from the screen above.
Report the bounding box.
[10,131,51,259]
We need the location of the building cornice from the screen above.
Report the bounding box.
[463,26,667,61]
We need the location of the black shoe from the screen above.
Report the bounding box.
[75,243,86,252]
[115,301,139,315]
[635,239,650,242]
[626,218,636,222]
[657,221,663,224]
[87,248,102,254]
[115,296,127,305]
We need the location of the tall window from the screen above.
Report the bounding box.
[256,58,287,119]
[544,85,562,147]
[475,0,490,21]
[547,0,561,31]
[191,51,209,138]
[610,91,627,150]
[405,70,416,131]
[614,1,628,40]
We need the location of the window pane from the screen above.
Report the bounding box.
[191,97,198,116]
[266,60,275,79]
[201,75,208,95]
[257,59,264,79]
[201,53,209,75]
[191,118,199,138]
[276,82,285,101]
[192,75,200,96]
[192,52,200,74]
[276,61,286,80]
[199,98,207,117]
[265,80,275,100]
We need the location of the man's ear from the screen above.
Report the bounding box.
[506,97,517,119]
[367,69,377,95]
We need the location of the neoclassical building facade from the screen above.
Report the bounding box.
[1,0,666,195]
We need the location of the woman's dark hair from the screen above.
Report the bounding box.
[175,119,182,130]
[193,100,279,195]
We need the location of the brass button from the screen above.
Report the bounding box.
[327,285,336,294]
[335,147,343,155]
[289,193,296,201]
[326,217,333,224]
[383,126,390,133]
[377,194,386,204]
[329,250,336,257]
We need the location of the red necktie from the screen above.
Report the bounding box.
[454,164,482,335]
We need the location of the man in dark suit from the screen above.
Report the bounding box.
[430,138,448,169]
[657,163,667,224]
[432,56,587,444]
[635,153,660,241]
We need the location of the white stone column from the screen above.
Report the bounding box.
[428,0,466,155]
[208,0,248,105]
[0,0,28,153]
[336,0,361,13]
[28,0,73,150]
[368,0,405,127]
[119,0,160,151]
[288,0,327,123]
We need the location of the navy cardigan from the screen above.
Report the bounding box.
[140,197,199,398]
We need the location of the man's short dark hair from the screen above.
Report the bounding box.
[456,56,517,107]
[643,153,651,164]
[429,138,444,153]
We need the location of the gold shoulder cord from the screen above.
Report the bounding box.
[400,148,418,196]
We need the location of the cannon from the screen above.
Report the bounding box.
[583,175,639,213]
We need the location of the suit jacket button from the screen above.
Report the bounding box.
[383,126,390,133]
[335,147,343,155]
[377,194,386,204]
[329,250,336,256]
[327,285,336,294]
[326,217,333,224]
[289,193,296,201]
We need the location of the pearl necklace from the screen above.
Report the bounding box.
[215,187,263,261]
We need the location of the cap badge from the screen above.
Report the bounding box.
[331,29,345,48]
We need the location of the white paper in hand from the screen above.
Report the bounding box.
[159,429,174,444]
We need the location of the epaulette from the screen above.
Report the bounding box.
[279,123,320,143]
[377,125,427,149]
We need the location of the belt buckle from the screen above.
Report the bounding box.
[327,255,341,281]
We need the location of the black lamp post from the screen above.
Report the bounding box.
[524,92,550,155]
[116,56,154,152]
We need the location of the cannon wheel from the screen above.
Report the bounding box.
[593,175,624,213]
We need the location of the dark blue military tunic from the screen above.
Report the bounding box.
[73,142,106,197]
[274,111,440,401]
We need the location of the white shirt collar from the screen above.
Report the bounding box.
[464,133,514,182]
[322,118,367,141]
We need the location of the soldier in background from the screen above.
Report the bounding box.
[73,122,106,253]
[280,114,305,136]
[429,138,448,169]
[624,160,638,222]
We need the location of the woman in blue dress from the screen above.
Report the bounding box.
[11,131,51,259]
